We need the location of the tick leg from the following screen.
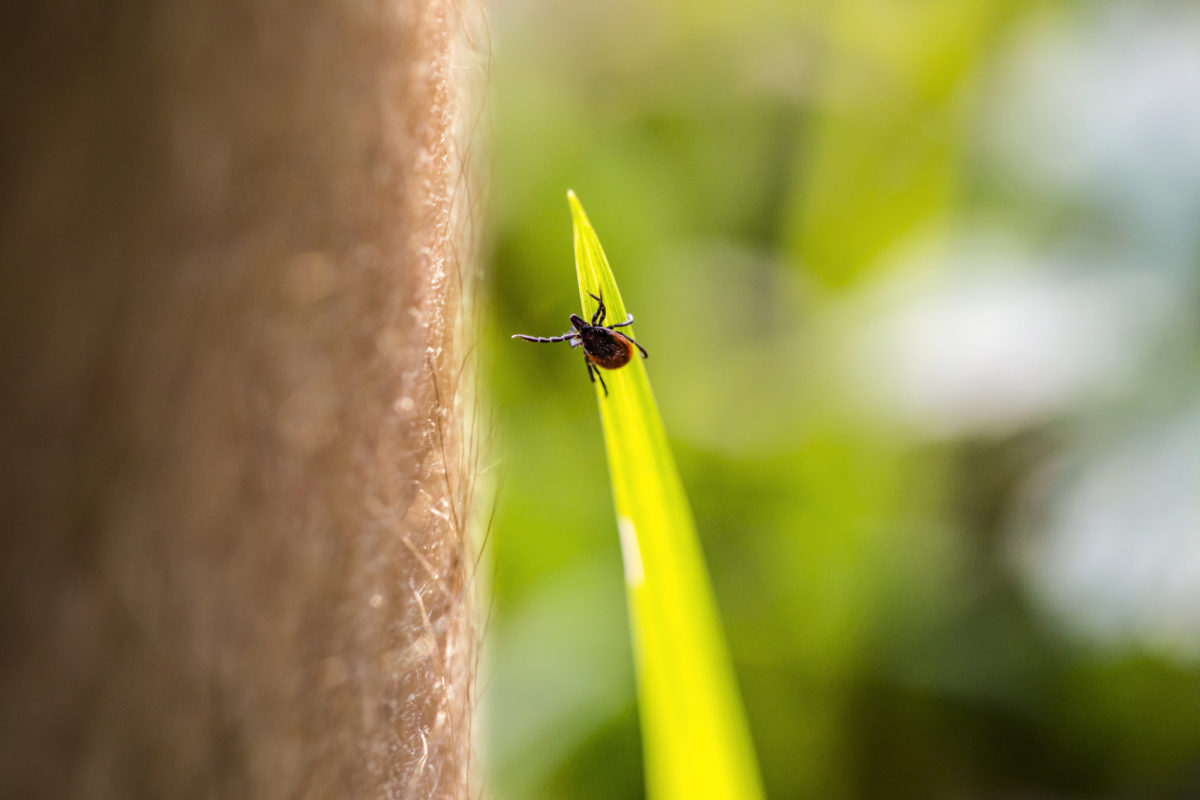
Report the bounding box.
[586,358,608,396]
[617,331,649,359]
[607,313,635,329]
[512,332,578,344]
[588,292,606,326]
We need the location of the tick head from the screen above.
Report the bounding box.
[569,313,588,332]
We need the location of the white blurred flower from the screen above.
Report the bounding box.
[838,232,1175,438]
[1012,409,1200,659]
[983,4,1200,253]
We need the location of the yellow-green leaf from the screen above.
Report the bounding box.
[567,190,765,800]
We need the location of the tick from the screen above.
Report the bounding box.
[512,292,649,396]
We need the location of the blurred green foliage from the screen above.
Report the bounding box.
[485,1,1200,798]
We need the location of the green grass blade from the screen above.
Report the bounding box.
[567,190,765,800]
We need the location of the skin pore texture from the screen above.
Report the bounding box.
[0,3,482,798]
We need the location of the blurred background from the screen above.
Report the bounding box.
[484,1,1200,798]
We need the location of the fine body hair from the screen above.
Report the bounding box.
[0,2,483,798]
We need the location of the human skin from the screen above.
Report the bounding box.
[0,3,480,798]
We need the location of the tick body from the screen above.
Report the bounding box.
[512,292,649,396]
